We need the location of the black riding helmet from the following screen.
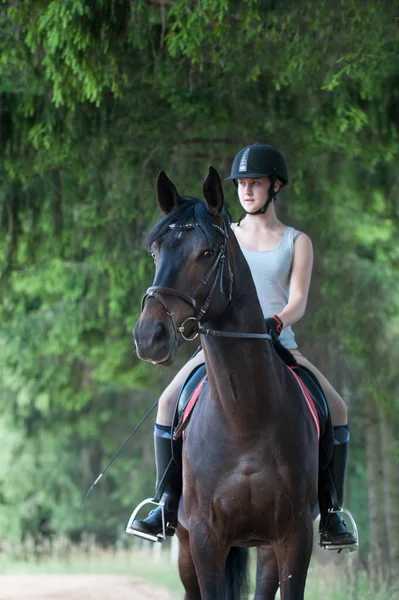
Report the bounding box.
[226,143,288,186]
[226,143,288,217]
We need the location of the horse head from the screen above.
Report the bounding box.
[133,167,233,365]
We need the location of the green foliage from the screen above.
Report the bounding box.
[0,0,398,569]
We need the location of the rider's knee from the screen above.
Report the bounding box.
[330,397,348,426]
[158,386,174,411]
[338,401,348,423]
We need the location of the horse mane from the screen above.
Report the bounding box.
[144,196,231,250]
[273,341,298,366]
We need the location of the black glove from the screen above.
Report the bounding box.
[265,315,284,343]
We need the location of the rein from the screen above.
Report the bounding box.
[142,220,272,344]
[198,328,272,340]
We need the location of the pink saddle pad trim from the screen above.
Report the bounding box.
[181,370,319,440]
[289,367,320,440]
[182,375,207,425]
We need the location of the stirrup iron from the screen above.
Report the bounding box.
[319,507,359,553]
[126,497,173,543]
[126,498,176,542]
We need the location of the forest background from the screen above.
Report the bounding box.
[0,0,398,592]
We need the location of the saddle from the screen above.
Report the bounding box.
[272,340,333,468]
[290,364,333,470]
[173,363,207,442]
[173,349,334,471]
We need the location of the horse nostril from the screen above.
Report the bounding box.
[153,321,168,342]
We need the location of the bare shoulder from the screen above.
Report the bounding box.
[293,232,313,266]
[294,231,313,250]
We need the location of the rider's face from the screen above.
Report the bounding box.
[237,177,271,213]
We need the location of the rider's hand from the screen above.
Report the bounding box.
[265,315,284,342]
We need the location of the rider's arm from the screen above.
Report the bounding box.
[277,233,313,328]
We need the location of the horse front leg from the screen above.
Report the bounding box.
[177,524,201,600]
[188,520,230,600]
[255,545,279,600]
[274,513,313,600]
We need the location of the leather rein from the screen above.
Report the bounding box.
[141,221,272,343]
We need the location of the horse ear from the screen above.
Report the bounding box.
[156,171,181,214]
[203,166,224,215]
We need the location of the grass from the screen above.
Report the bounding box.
[0,536,397,599]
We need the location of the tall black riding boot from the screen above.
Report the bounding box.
[319,427,357,546]
[130,432,182,539]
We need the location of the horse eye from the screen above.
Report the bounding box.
[150,251,156,261]
[202,249,215,259]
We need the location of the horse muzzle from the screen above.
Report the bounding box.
[133,317,178,365]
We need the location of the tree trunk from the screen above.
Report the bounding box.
[364,394,390,588]
[380,404,399,586]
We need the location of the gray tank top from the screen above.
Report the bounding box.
[232,225,300,349]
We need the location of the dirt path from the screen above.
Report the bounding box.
[0,574,176,600]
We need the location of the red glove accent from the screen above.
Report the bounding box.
[273,314,283,334]
[265,315,284,342]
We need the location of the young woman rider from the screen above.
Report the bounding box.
[128,143,357,548]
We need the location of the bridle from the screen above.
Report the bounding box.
[141,220,272,343]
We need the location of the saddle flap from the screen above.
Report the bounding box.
[291,365,334,470]
[173,363,207,439]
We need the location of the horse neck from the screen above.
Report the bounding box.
[200,239,282,416]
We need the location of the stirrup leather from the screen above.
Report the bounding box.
[319,507,359,553]
[125,497,175,543]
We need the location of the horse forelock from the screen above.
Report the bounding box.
[144,196,231,251]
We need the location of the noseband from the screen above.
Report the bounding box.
[141,221,272,343]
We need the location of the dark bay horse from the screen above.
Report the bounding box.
[133,167,319,599]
